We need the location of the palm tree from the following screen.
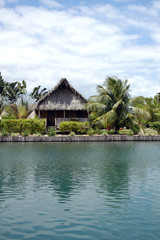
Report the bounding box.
[86,76,140,134]
[2,95,35,119]
[129,95,160,125]
[30,85,47,101]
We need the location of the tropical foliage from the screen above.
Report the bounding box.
[86,76,140,133]
[129,95,160,125]
[3,95,35,119]
[150,122,160,134]
[1,71,160,135]
[30,85,48,101]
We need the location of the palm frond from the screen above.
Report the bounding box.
[86,102,106,113]
[112,99,123,111]
[131,106,151,119]
[129,96,146,107]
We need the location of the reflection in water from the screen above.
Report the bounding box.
[0,142,160,240]
[97,145,133,196]
[33,144,89,202]
[0,142,151,202]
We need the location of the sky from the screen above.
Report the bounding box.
[0,0,160,98]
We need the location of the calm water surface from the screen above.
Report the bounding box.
[0,142,160,240]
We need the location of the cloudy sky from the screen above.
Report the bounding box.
[0,0,160,98]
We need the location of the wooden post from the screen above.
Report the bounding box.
[45,118,47,131]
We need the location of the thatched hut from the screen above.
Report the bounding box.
[35,78,88,128]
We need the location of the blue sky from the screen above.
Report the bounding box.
[0,0,160,97]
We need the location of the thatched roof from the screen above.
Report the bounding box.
[36,78,88,111]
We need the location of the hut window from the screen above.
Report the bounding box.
[48,111,55,118]
[82,110,88,118]
[65,111,75,118]
[40,111,48,118]
[56,111,63,118]
[75,111,83,118]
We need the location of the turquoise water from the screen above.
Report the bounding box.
[0,142,160,240]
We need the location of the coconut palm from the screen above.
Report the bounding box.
[129,95,160,125]
[144,96,160,122]
[86,76,137,133]
[3,95,35,119]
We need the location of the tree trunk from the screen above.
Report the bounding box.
[114,122,119,134]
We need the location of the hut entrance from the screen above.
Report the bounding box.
[47,118,55,126]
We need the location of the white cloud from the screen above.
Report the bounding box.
[129,75,160,97]
[0,1,160,98]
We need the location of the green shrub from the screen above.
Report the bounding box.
[150,122,160,134]
[1,119,45,134]
[22,129,29,137]
[1,129,10,136]
[48,127,56,136]
[95,129,102,134]
[69,131,75,136]
[2,115,16,119]
[59,121,89,134]
[128,130,133,135]
[102,131,108,136]
[131,123,140,134]
[87,128,95,136]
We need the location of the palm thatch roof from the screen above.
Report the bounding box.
[36,78,88,111]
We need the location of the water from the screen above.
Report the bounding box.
[0,142,160,240]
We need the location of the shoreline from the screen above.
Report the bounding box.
[0,135,160,142]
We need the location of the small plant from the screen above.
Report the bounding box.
[150,122,160,134]
[69,131,75,136]
[22,130,29,137]
[102,131,108,136]
[128,130,133,135]
[95,129,102,135]
[87,128,95,136]
[48,127,56,136]
[107,130,115,135]
[1,129,9,136]
[131,123,140,134]
[11,133,17,137]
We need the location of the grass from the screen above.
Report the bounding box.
[119,129,134,135]
[143,128,158,135]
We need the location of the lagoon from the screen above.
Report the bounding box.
[0,142,160,240]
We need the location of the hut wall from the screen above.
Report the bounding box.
[38,110,88,128]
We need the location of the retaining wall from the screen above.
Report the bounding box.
[0,135,160,142]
